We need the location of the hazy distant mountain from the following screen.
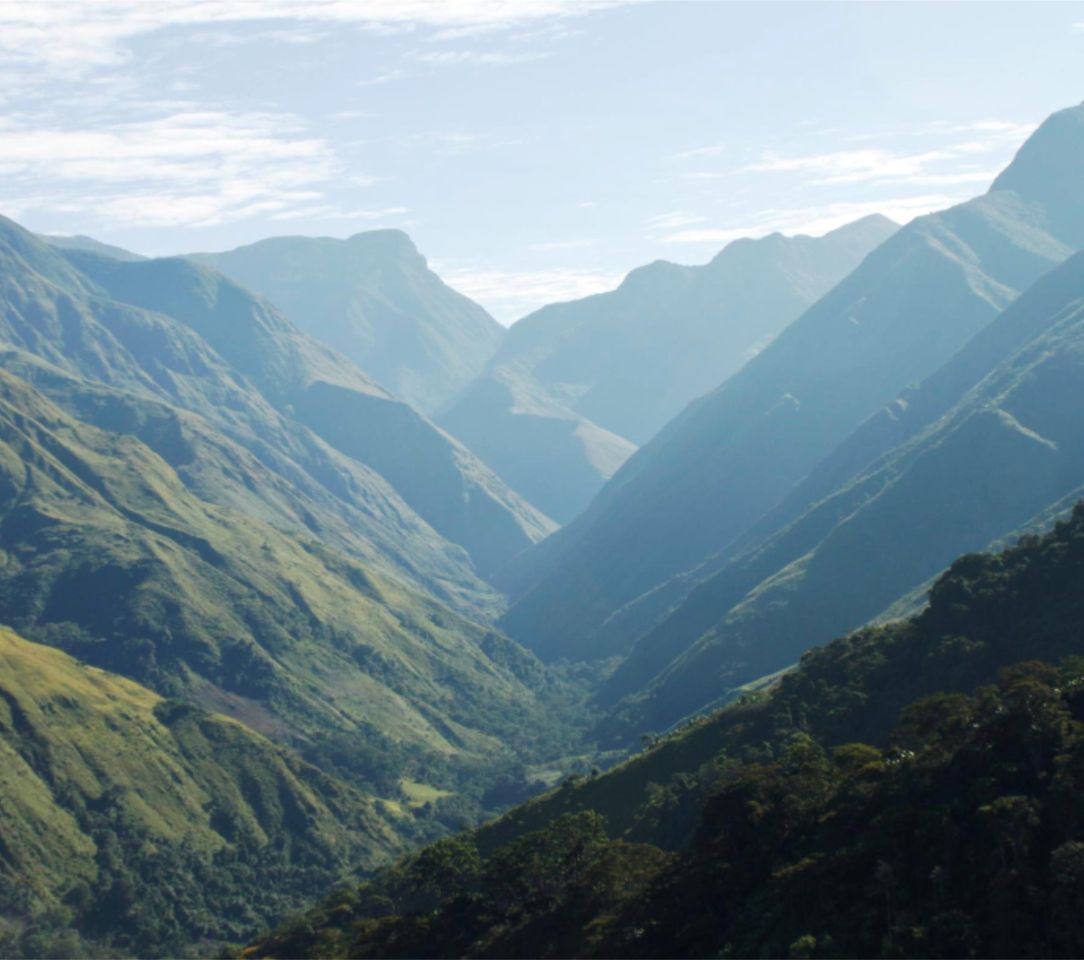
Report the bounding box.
[500,104,1084,661]
[40,232,145,261]
[606,246,1084,732]
[193,230,504,414]
[439,370,638,523]
[439,216,896,522]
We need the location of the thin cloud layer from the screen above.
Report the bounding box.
[0,110,345,227]
[0,0,620,76]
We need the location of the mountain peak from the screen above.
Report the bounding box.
[344,228,421,260]
[988,103,1084,244]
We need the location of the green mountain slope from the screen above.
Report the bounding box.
[0,216,505,614]
[0,627,401,958]
[499,103,1084,661]
[193,230,504,415]
[250,501,1084,959]
[0,366,568,805]
[63,249,554,579]
[439,216,894,522]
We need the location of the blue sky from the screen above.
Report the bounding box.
[1,1,1082,322]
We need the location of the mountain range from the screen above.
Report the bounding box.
[499,103,1084,665]
[439,215,896,521]
[6,101,1084,959]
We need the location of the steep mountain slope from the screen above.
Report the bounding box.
[439,369,638,523]
[0,628,403,957]
[0,368,561,795]
[0,216,508,613]
[250,502,1084,960]
[500,104,1084,660]
[439,216,895,522]
[603,248,1084,719]
[65,249,554,578]
[193,230,504,414]
[607,248,1084,734]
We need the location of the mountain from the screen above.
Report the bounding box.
[0,366,567,793]
[64,248,554,578]
[0,627,402,957]
[0,217,500,612]
[248,501,1084,959]
[193,230,505,415]
[0,218,553,588]
[438,216,896,522]
[40,232,145,261]
[603,246,1084,734]
[499,104,1084,661]
[438,369,638,524]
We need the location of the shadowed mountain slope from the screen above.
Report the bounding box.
[604,248,1084,734]
[65,249,554,579]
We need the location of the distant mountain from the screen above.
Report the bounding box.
[500,104,1084,661]
[193,230,505,414]
[0,627,400,957]
[605,246,1084,733]
[439,370,638,523]
[439,216,896,522]
[40,232,145,261]
[249,503,1084,959]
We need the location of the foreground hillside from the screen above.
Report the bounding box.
[250,501,1084,959]
[0,629,400,958]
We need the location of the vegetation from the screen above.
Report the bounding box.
[0,628,400,958]
[249,501,1084,958]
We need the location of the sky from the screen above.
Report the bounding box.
[1,1,1082,323]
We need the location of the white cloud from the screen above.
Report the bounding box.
[433,264,622,323]
[1074,21,1084,32]
[660,195,958,246]
[0,109,364,228]
[740,121,1036,189]
[0,1,623,77]
[268,205,408,223]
